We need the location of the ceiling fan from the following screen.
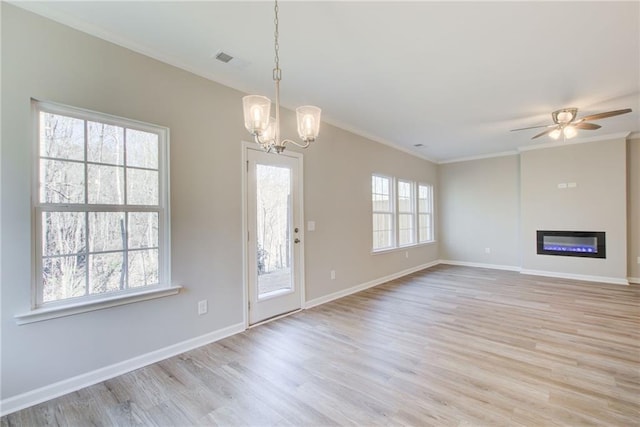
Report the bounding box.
[511,107,632,140]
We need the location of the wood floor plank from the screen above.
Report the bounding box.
[2,265,639,426]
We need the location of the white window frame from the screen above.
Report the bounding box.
[418,183,435,243]
[372,174,436,253]
[372,174,395,251]
[18,100,178,324]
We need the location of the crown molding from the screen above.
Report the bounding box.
[438,150,519,165]
[517,131,631,153]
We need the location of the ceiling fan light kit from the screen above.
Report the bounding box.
[512,107,632,141]
[242,0,321,154]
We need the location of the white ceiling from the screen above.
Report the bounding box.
[13,1,640,162]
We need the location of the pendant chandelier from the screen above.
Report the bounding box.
[242,0,321,153]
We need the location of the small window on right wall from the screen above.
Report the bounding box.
[418,183,434,243]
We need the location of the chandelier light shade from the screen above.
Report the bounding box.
[296,106,321,142]
[242,0,321,153]
[243,95,271,135]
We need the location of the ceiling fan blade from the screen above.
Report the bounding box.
[578,108,632,122]
[574,122,601,130]
[510,124,554,132]
[532,127,558,139]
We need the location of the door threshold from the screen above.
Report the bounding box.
[248,308,303,328]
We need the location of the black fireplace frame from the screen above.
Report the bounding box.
[536,230,606,259]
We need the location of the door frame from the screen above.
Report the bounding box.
[241,141,306,328]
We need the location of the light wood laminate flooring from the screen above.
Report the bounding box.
[3,265,639,426]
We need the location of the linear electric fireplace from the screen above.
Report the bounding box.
[537,230,606,259]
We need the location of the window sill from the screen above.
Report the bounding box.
[372,241,437,255]
[15,285,182,325]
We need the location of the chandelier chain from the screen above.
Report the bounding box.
[273,0,281,81]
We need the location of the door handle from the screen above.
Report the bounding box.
[294,238,301,244]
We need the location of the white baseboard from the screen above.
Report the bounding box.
[627,277,640,284]
[520,269,629,285]
[0,322,245,417]
[438,259,521,272]
[305,260,439,309]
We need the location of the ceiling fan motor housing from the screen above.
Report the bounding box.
[553,108,578,125]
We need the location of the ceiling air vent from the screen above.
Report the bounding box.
[215,51,234,63]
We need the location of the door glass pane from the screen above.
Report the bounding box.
[256,163,292,297]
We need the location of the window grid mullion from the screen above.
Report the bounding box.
[83,119,90,297]
[84,211,90,296]
[123,128,129,289]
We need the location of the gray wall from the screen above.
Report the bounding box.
[520,138,627,280]
[438,155,520,267]
[438,138,637,283]
[628,138,640,280]
[1,5,438,401]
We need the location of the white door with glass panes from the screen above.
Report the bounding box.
[246,147,303,325]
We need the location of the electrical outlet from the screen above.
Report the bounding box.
[198,300,208,315]
[330,270,336,280]
[405,251,409,259]
[637,256,640,265]
[485,247,491,254]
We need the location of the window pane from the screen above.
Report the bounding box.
[43,255,86,302]
[373,213,393,250]
[40,159,85,204]
[89,212,125,252]
[372,175,391,212]
[399,213,414,245]
[373,195,390,212]
[129,212,158,249]
[418,184,433,243]
[42,212,86,256]
[128,249,159,287]
[127,169,158,205]
[88,164,124,204]
[89,252,124,294]
[373,230,392,249]
[419,213,433,242]
[88,122,124,165]
[398,197,411,212]
[398,181,412,213]
[418,185,432,214]
[398,181,410,197]
[40,112,85,161]
[127,129,158,169]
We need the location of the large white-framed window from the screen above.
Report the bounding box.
[372,174,394,251]
[31,100,172,312]
[397,179,415,247]
[372,174,435,252]
[418,183,434,243]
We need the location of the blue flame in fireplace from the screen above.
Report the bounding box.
[543,244,597,253]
